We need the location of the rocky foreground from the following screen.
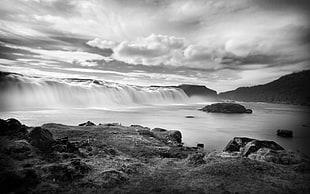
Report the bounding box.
[1,118,310,194]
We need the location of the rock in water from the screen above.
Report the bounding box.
[200,103,252,114]
[78,121,96,126]
[29,127,55,151]
[277,129,293,137]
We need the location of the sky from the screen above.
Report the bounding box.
[0,0,309,92]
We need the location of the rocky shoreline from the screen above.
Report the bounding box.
[1,118,310,194]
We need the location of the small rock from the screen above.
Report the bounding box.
[78,121,96,127]
[185,116,195,118]
[277,129,293,137]
[197,144,204,149]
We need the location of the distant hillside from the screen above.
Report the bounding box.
[175,84,217,97]
[219,70,310,106]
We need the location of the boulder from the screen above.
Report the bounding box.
[224,137,284,155]
[248,148,302,165]
[78,121,96,127]
[222,137,297,164]
[152,129,182,144]
[223,137,254,152]
[200,103,252,114]
[277,129,293,137]
[29,127,55,151]
[240,139,284,157]
[0,118,28,137]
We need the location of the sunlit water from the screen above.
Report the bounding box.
[1,102,310,155]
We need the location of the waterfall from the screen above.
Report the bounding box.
[0,73,190,110]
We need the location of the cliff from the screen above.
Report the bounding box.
[219,70,310,105]
[175,84,217,97]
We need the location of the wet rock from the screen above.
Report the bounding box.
[78,121,96,127]
[200,103,253,114]
[29,127,56,151]
[277,129,293,137]
[0,118,28,137]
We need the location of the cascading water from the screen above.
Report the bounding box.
[0,73,190,110]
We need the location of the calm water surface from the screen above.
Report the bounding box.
[1,102,310,155]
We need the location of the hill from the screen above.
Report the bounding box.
[219,70,310,105]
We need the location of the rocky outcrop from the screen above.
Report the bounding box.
[224,137,284,154]
[222,137,303,165]
[219,70,310,106]
[29,127,56,151]
[0,118,28,138]
[200,103,253,113]
[78,121,96,126]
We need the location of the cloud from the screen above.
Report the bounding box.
[86,38,117,49]
[112,34,187,66]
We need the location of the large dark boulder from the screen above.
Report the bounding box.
[200,103,252,113]
[29,127,55,151]
[0,118,28,137]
